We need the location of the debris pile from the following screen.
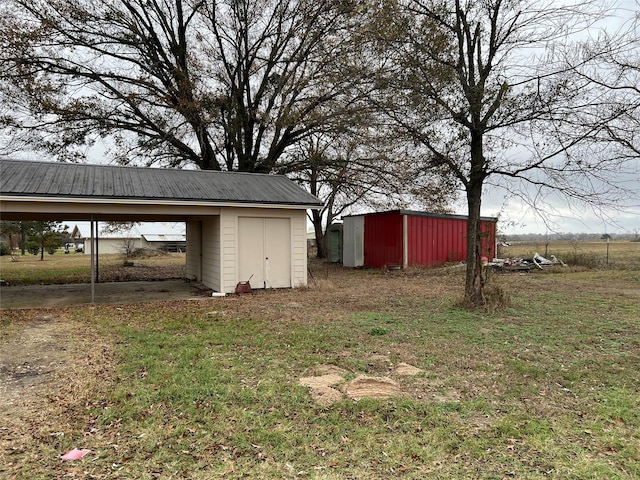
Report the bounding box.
[489,253,565,272]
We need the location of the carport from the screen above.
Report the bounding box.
[0,159,322,301]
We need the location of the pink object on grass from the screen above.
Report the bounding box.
[60,448,91,461]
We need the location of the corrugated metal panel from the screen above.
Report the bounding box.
[479,219,497,259]
[363,212,403,267]
[407,214,468,265]
[0,159,323,207]
[406,214,497,265]
[343,216,364,267]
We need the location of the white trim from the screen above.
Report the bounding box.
[0,195,320,210]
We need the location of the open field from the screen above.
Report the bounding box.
[1,257,639,479]
[0,252,186,285]
[498,240,640,269]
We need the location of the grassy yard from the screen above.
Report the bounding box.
[1,257,639,478]
[0,251,186,285]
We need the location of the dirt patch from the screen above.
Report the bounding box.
[394,362,423,376]
[299,374,346,406]
[0,308,116,476]
[298,362,422,405]
[0,314,75,407]
[299,373,345,389]
[343,376,401,401]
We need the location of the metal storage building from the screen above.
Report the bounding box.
[343,210,497,268]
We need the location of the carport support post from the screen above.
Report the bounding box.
[90,216,95,303]
[95,224,99,283]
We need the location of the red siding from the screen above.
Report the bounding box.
[479,220,497,260]
[363,212,404,267]
[359,211,497,268]
[407,215,468,265]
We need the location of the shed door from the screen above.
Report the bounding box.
[238,217,291,289]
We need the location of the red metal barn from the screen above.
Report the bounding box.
[342,210,497,268]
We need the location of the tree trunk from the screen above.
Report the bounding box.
[311,210,327,259]
[464,179,484,308]
[20,224,26,255]
[464,127,486,308]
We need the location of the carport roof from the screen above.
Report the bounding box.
[0,159,323,208]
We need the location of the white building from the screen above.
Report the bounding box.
[71,222,186,255]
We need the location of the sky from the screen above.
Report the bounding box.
[479,187,639,236]
[477,0,640,235]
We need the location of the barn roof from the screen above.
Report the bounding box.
[0,159,323,208]
[344,209,498,223]
[71,221,185,240]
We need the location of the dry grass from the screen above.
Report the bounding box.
[498,239,640,269]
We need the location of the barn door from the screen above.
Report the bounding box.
[238,217,291,289]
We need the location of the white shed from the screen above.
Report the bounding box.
[0,159,323,294]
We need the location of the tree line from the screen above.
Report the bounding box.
[0,221,70,259]
[1,0,638,307]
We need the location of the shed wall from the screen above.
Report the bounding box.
[218,207,308,293]
[363,212,404,267]
[80,237,143,255]
[201,217,222,292]
[343,216,364,267]
[407,215,468,265]
[479,220,497,260]
[344,211,498,268]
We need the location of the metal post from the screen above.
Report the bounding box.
[90,215,95,303]
[95,222,99,283]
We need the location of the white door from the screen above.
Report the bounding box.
[238,217,291,289]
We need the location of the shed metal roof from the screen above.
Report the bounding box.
[0,159,323,208]
[344,209,498,223]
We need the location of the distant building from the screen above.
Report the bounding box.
[71,222,186,255]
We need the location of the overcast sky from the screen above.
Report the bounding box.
[479,186,639,235]
[477,0,640,235]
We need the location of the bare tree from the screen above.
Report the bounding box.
[0,0,363,172]
[283,128,456,258]
[571,3,640,161]
[370,0,632,308]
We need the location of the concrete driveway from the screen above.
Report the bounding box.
[0,280,213,309]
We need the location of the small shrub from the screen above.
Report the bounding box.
[26,241,40,256]
[129,248,167,258]
[482,283,510,312]
[0,242,11,256]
